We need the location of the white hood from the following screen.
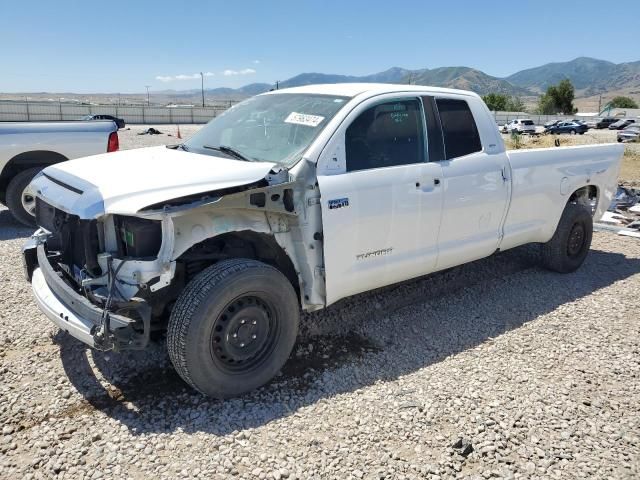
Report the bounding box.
[35,146,277,217]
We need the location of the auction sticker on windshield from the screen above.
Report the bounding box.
[284,112,325,127]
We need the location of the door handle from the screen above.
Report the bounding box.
[416,178,441,190]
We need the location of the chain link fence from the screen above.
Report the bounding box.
[0,102,231,124]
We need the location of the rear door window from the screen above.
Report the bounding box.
[436,98,482,159]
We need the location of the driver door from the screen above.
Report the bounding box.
[317,96,444,305]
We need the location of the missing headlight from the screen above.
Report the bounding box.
[116,216,162,258]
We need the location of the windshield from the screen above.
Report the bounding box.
[184,93,349,166]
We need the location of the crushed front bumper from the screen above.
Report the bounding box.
[24,237,151,351]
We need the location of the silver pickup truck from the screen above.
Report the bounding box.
[0,121,118,225]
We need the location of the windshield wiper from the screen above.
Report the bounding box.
[202,145,250,161]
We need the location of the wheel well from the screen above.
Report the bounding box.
[569,185,598,215]
[0,150,68,204]
[176,231,299,296]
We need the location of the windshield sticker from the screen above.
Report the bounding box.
[285,112,325,127]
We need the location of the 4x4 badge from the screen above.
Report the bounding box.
[328,197,349,210]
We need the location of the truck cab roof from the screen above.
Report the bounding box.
[263,83,481,100]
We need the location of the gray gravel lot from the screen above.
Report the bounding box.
[1,128,639,479]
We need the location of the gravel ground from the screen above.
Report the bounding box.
[1,214,640,479]
[1,127,639,479]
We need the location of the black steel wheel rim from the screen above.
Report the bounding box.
[210,295,278,373]
[567,222,586,258]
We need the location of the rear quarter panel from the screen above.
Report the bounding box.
[500,143,624,250]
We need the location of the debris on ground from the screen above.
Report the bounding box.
[137,127,163,135]
[451,438,474,457]
[596,184,640,238]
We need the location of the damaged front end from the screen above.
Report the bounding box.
[24,200,171,351]
[24,158,325,352]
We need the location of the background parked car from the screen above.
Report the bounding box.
[608,118,636,130]
[587,117,618,129]
[0,121,118,225]
[502,119,536,134]
[80,114,125,129]
[545,121,588,135]
[617,125,640,143]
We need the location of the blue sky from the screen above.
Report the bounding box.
[1,0,638,93]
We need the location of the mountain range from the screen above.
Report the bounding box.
[160,57,640,101]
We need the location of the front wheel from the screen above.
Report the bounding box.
[167,258,299,398]
[541,203,593,273]
[5,167,41,226]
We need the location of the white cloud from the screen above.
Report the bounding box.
[253,60,261,64]
[155,72,215,82]
[223,68,257,76]
[175,74,200,80]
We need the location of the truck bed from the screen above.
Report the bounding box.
[500,143,624,251]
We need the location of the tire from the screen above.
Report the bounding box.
[541,203,593,273]
[570,129,577,135]
[5,167,41,226]
[167,258,299,398]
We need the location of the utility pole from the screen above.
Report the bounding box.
[145,85,151,106]
[598,94,602,113]
[276,80,279,90]
[200,72,205,107]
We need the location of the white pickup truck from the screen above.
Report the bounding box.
[23,84,623,398]
[0,121,119,225]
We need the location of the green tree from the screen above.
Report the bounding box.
[482,93,527,112]
[506,96,526,112]
[537,93,556,114]
[537,79,577,115]
[482,93,508,111]
[608,96,639,109]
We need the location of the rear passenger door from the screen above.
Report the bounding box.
[433,97,511,269]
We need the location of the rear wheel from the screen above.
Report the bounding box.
[167,258,299,398]
[541,203,593,273]
[5,167,41,226]
[570,129,577,135]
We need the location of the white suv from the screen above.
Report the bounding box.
[502,119,536,134]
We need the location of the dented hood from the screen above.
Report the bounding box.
[37,146,277,217]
